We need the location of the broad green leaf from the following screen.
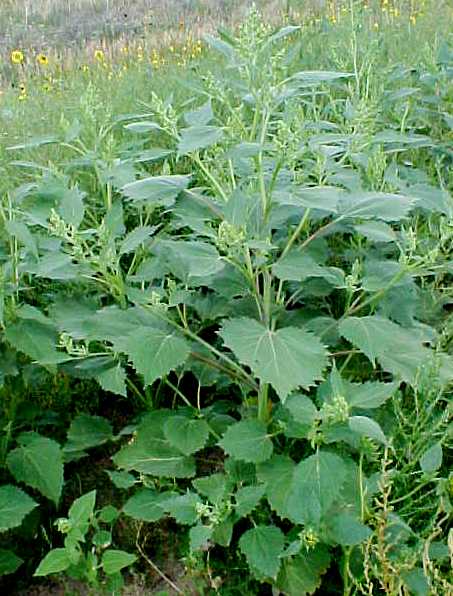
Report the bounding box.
[287,451,348,526]
[7,435,63,504]
[290,71,353,85]
[220,318,328,400]
[164,492,201,524]
[419,443,443,473]
[239,525,285,580]
[349,416,388,446]
[338,193,415,222]
[0,549,23,575]
[5,220,38,257]
[256,455,296,519]
[59,186,85,228]
[338,315,448,384]
[277,546,331,595]
[328,513,372,546]
[0,485,37,531]
[5,319,67,365]
[96,364,127,397]
[115,328,190,387]
[124,121,161,133]
[113,413,195,478]
[401,568,430,596]
[122,489,169,522]
[26,253,80,280]
[162,240,224,279]
[190,524,213,551]
[122,175,190,206]
[354,221,396,243]
[235,485,266,517]
[284,394,319,426]
[119,225,156,255]
[102,550,137,575]
[273,252,344,287]
[34,549,71,577]
[163,416,210,455]
[178,125,223,155]
[347,381,399,409]
[65,414,113,453]
[219,420,273,463]
[184,99,214,126]
[192,473,228,504]
[135,148,174,163]
[107,471,136,490]
[68,490,96,526]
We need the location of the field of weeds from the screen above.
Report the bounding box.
[0,1,452,595]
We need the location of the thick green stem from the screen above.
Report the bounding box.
[258,384,270,423]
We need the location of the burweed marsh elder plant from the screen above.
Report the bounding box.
[1,8,452,594]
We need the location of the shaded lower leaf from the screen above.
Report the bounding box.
[219,420,273,463]
[6,435,63,505]
[277,546,331,595]
[34,549,72,577]
[102,550,137,575]
[0,550,23,575]
[239,525,285,580]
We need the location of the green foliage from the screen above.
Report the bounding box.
[0,4,452,594]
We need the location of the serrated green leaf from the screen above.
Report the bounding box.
[113,414,196,479]
[328,513,372,545]
[5,220,38,257]
[115,328,190,387]
[164,492,201,524]
[59,186,85,228]
[273,252,344,287]
[162,240,225,279]
[354,221,396,243]
[239,525,285,580]
[96,363,128,397]
[277,546,331,595]
[107,471,136,490]
[256,455,296,520]
[5,319,67,365]
[164,416,210,455]
[338,193,415,221]
[0,485,37,531]
[0,549,23,575]
[102,550,137,575]
[178,125,223,155]
[235,485,266,517]
[219,420,273,463]
[347,381,399,409]
[122,175,190,206]
[65,414,113,453]
[34,549,72,577]
[220,318,328,400]
[419,443,443,473]
[190,524,213,551]
[119,225,156,255]
[192,473,228,504]
[68,490,96,526]
[287,451,348,526]
[290,71,353,84]
[184,100,213,126]
[7,435,63,504]
[349,416,388,446]
[122,489,170,522]
[338,315,447,384]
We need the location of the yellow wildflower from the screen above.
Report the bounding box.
[37,54,49,66]
[410,15,416,25]
[11,50,24,64]
[94,49,105,62]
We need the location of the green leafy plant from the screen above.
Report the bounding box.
[35,490,135,594]
[1,6,452,594]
